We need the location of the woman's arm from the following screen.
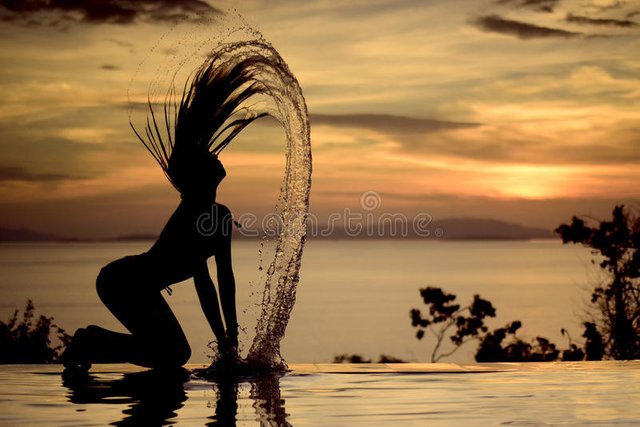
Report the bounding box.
[215,234,238,349]
[193,260,229,351]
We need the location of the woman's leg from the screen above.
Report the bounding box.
[68,255,191,369]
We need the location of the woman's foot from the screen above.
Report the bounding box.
[219,344,242,365]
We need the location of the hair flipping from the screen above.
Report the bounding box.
[131,49,268,192]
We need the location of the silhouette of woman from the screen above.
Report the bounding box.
[62,51,267,371]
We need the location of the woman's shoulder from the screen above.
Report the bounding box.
[213,202,231,213]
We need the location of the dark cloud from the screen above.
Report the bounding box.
[497,0,561,13]
[100,64,119,70]
[311,114,478,135]
[0,0,220,27]
[0,165,82,182]
[473,15,583,39]
[395,133,531,163]
[628,11,640,19]
[393,124,640,166]
[566,13,638,28]
[592,1,625,12]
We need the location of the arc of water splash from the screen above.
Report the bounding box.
[236,40,311,369]
[195,39,311,369]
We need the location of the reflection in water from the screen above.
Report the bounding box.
[250,374,290,427]
[62,369,290,426]
[208,379,238,426]
[62,368,188,425]
[207,373,290,426]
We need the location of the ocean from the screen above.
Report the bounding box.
[0,239,598,364]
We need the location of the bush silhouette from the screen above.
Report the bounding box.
[0,299,71,363]
[333,354,405,363]
[557,205,640,360]
[411,287,599,362]
[410,287,496,362]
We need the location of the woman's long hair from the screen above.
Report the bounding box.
[131,49,267,193]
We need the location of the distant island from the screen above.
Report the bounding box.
[0,228,161,243]
[302,217,553,240]
[0,227,79,242]
[432,218,554,240]
[0,218,554,242]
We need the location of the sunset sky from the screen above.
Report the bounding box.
[0,0,638,238]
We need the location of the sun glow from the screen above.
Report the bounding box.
[486,165,572,199]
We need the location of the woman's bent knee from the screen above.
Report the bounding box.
[96,263,119,302]
[149,341,191,368]
[96,266,110,302]
[165,333,191,367]
[176,342,192,366]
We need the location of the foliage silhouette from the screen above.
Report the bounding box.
[333,354,405,363]
[475,321,560,362]
[558,328,585,361]
[582,321,605,360]
[410,287,496,362]
[0,299,71,363]
[556,204,640,360]
[410,287,603,362]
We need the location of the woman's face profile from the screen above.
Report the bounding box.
[208,154,226,183]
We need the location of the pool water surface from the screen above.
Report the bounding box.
[0,361,638,426]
